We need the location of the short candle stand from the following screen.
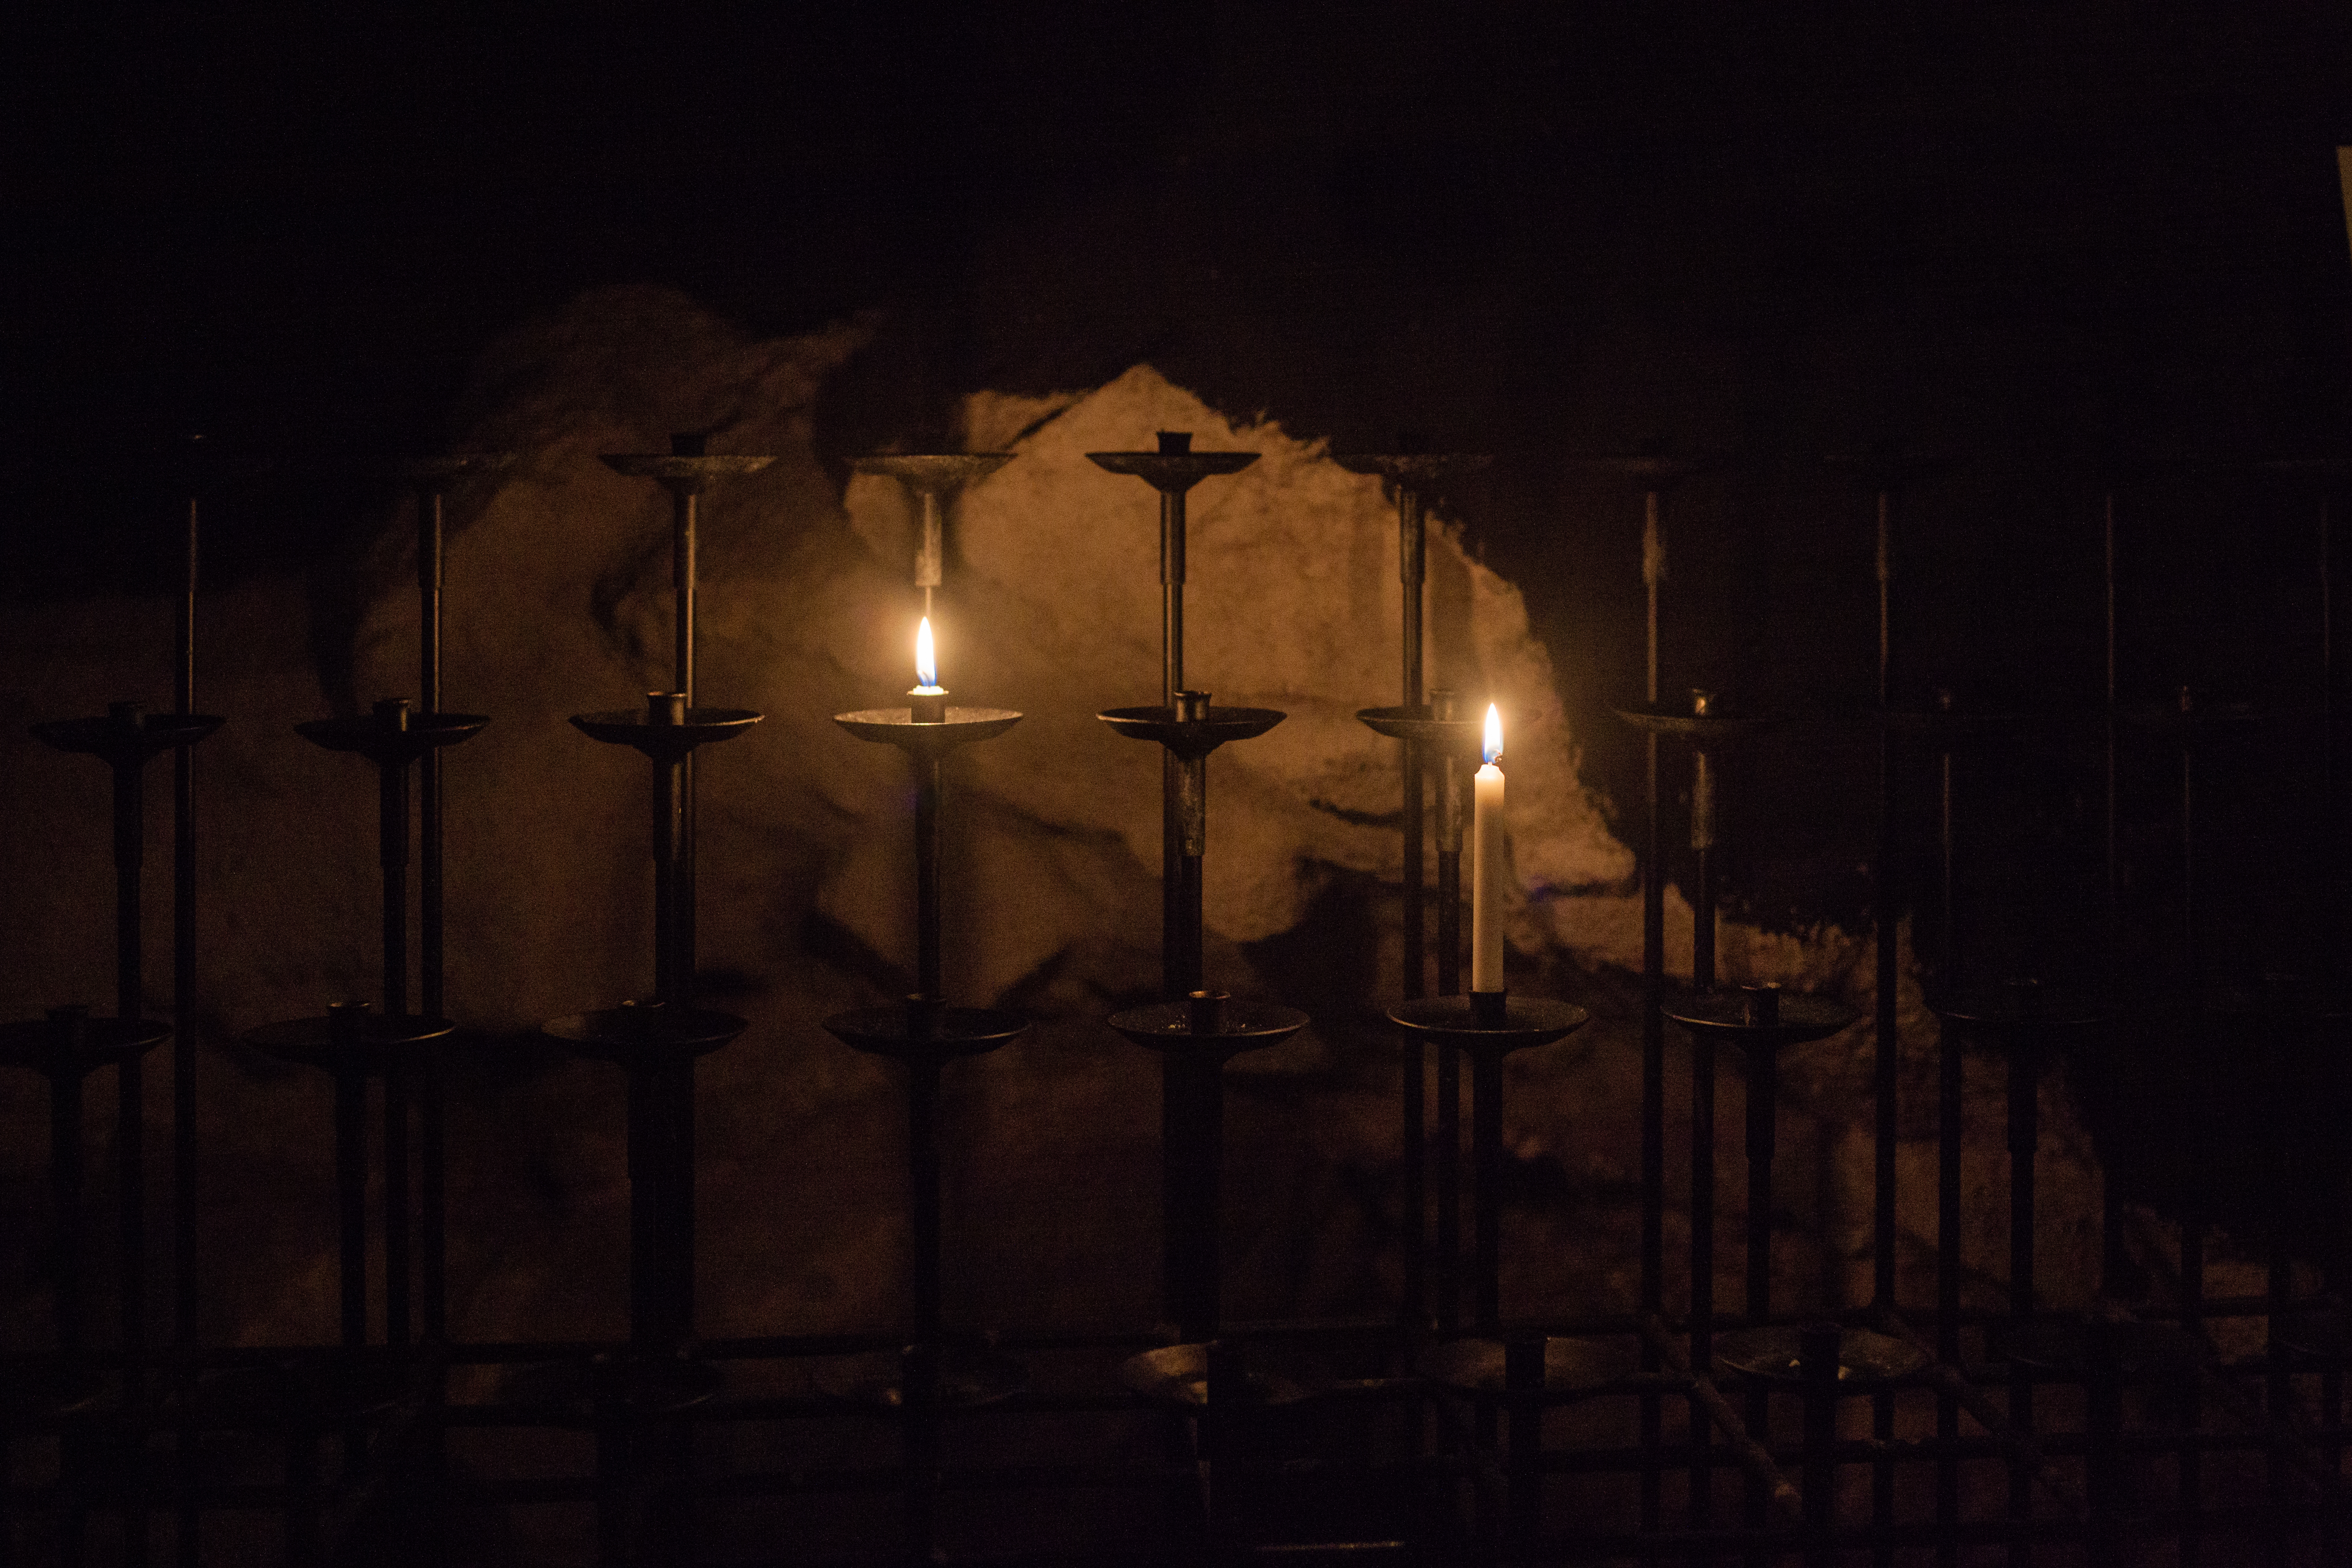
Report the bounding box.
[1107,990,1309,1545]
[1711,1322,1929,1568]
[1665,984,1857,1564]
[819,697,1026,1562]
[849,453,1015,617]
[1933,977,2105,1560]
[1358,695,1482,1333]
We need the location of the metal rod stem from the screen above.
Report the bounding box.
[1473,1047,1504,1332]
[1435,694,1464,1338]
[910,1059,942,1338]
[2006,1040,2038,1568]
[1937,1004,1963,1568]
[1800,1323,1840,1568]
[1744,1046,1777,1567]
[111,750,147,1389]
[916,756,943,1005]
[1871,486,1901,1568]
[172,491,199,1568]
[51,1014,87,1354]
[1170,1057,1223,1343]
[332,1015,368,1350]
[2102,492,2125,1300]
[1691,1032,1718,1533]
[1640,487,1667,1547]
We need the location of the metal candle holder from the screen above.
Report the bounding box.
[28,704,223,1384]
[819,696,1028,1560]
[1578,449,1719,1538]
[547,695,758,1360]
[1665,983,1856,1549]
[1086,432,1259,995]
[1359,696,1481,1332]
[1337,451,1492,1341]
[849,454,1015,617]
[386,453,513,1351]
[1385,995,1590,1332]
[263,699,480,1362]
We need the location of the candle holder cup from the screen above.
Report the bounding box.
[850,453,1015,613]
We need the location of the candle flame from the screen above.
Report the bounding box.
[915,616,939,689]
[1483,703,1502,765]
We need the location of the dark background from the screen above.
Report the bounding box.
[6,5,2351,1002]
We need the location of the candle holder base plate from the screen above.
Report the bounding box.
[833,707,1023,756]
[1106,999,1308,1060]
[1663,994,1857,1053]
[1997,1317,2211,1383]
[1117,1341,1333,1409]
[0,1016,172,1077]
[814,1343,1026,1409]
[241,1014,456,1075]
[570,708,761,763]
[297,712,489,762]
[1608,701,1784,743]
[1354,705,1482,753]
[34,712,226,763]
[544,1006,747,1064]
[1415,1335,1640,1400]
[1385,995,1589,1054]
[822,1003,1028,1063]
[1713,1325,1929,1390]
[1098,705,1286,760]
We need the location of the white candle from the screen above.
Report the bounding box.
[1471,703,1506,993]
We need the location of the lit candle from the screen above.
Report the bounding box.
[1471,703,1506,995]
[910,615,947,723]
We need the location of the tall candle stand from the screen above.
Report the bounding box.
[1613,689,1778,1535]
[29,703,224,1374]
[1665,983,1856,1560]
[387,452,513,1354]
[1099,696,1300,1341]
[1087,432,1282,1328]
[1358,695,1480,1332]
[848,453,1014,618]
[1335,448,1490,1336]
[1830,445,1951,1560]
[819,694,1026,1563]
[1576,449,1717,1538]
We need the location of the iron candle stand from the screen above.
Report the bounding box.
[820,698,1027,1561]
[1339,448,1490,1346]
[1099,698,1297,1340]
[549,695,760,1354]
[1358,695,1483,1332]
[600,436,774,1003]
[1416,1332,1639,1553]
[1666,984,1857,1559]
[1934,979,2107,1558]
[1109,994,1308,1548]
[31,703,224,1379]
[1614,691,1779,1532]
[1333,452,1490,999]
[288,699,485,1355]
[387,453,513,1346]
[1085,431,1259,998]
[849,453,1015,618]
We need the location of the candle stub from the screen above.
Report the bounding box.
[1470,703,1507,993]
[910,615,947,722]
